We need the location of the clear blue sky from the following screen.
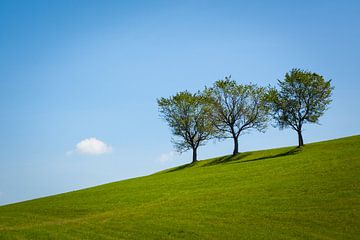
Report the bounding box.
[0,0,359,205]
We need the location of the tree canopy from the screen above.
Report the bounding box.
[157,91,216,163]
[269,68,334,147]
[205,76,270,155]
[157,69,334,162]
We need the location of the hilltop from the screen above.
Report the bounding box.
[0,135,359,239]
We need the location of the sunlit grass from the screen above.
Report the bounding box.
[0,135,359,239]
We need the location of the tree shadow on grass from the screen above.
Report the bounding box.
[202,152,252,167]
[203,147,302,167]
[230,147,302,165]
[164,147,302,173]
[165,162,198,173]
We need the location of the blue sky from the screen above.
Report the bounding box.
[0,0,359,205]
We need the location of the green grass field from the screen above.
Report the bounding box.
[0,136,359,239]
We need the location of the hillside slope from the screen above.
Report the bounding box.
[0,136,359,239]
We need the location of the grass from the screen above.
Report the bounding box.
[0,135,359,239]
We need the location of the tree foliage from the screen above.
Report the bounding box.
[157,91,216,163]
[157,69,334,162]
[269,68,333,147]
[205,76,270,155]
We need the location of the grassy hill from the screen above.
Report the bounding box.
[0,136,359,239]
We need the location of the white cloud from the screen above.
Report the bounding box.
[158,151,178,162]
[68,137,112,155]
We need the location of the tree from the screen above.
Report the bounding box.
[205,76,270,155]
[269,68,334,147]
[157,91,216,163]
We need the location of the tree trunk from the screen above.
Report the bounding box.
[192,147,197,163]
[297,130,304,147]
[233,136,239,155]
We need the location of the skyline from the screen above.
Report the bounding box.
[1,0,359,205]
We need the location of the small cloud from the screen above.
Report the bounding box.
[68,137,112,155]
[158,151,178,162]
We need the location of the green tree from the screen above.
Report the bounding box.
[157,91,216,163]
[205,77,270,155]
[269,68,334,147]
